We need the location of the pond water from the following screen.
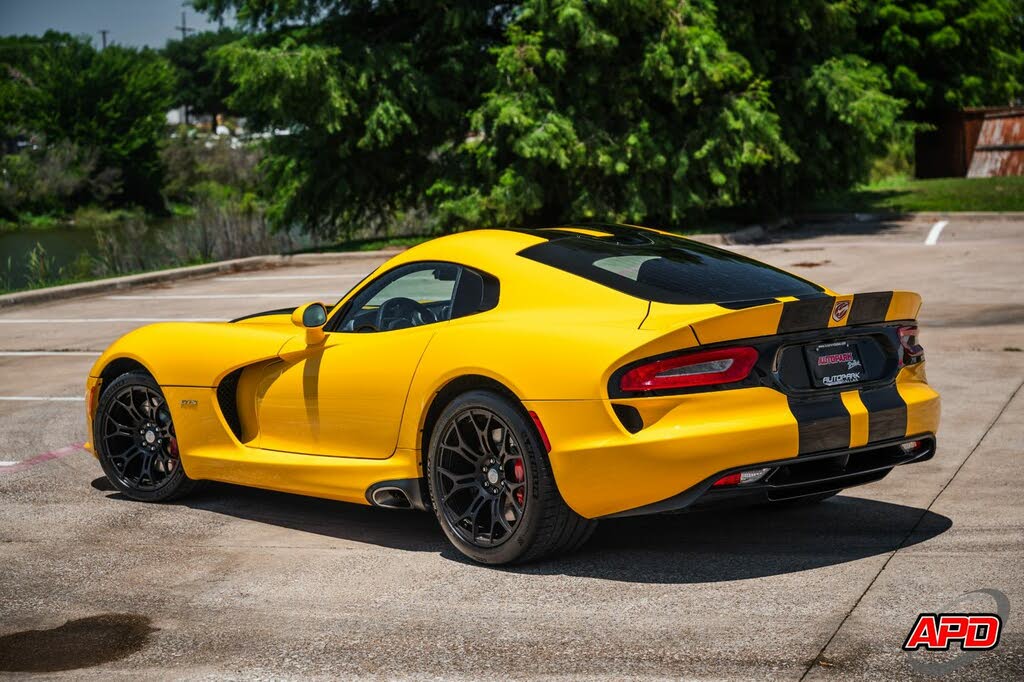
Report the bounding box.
[1,226,104,288]
[0,212,318,291]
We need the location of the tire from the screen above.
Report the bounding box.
[94,371,199,502]
[426,390,596,564]
[768,490,840,508]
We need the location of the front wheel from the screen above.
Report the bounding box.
[427,390,595,564]
[94,371,198,502]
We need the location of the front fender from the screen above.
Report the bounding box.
[90,322,296,387]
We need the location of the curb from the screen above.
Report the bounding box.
[700,210,1024,245]
[691,217,793,246]
[0,250,402,309]
[795,211,1024,223]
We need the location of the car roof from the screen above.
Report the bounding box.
[386,224,674,269]
[384,223,826,308]
[388,228,547,268]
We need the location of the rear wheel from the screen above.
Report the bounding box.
[94,371,198,502]
[427,390,595,564]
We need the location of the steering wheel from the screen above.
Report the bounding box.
[374,297,436,331]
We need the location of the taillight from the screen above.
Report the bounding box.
[620,346,759,392]
[712,467,772,487]
[898,325,924,365]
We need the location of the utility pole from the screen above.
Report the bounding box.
[99,29,109,49]
[174,11,195,41]
[173,10,196,125]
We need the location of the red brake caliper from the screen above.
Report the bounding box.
[513,460,525,506]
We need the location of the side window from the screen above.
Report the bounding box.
[450,267,500,319]
[337,263,459,332]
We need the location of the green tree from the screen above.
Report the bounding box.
[432,1,792,228]
[715,2,908,208]
[716,1,1024,206]
[861,0,1024,114]
[0,32,175,211]
[163,28,245,121]
[196,1,1024,232]
[196,0,510,236]
[0,35,46,138]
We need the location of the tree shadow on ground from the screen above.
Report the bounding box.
[765,216,911,244]
[94,477,950,585]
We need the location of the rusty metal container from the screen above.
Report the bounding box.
[915,106,1024,178]
[967,109,1024,177]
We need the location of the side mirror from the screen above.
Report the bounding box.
[291,302,328,345]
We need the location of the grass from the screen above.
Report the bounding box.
[808,175,1024,213]
[0,256,213,297]
[0,206,147,233]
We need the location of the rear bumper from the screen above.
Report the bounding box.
[604,434,935,518]
[526,363,940,519]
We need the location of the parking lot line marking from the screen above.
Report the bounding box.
[0,318,223,323]
[106,294,344,300]
[221,274,366,281]
[797,377,1024,681]
[0,396,85,401]
[0,351,101,356]
[924,220,949,246]
[0,443,86,474]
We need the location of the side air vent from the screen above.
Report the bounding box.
[612,403,644,434]
[216,368,244,440]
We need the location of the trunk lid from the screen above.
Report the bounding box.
[639,291,922,393]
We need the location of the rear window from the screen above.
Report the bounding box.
[518,229,823,304]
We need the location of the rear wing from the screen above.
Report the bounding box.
[643,291,922,345]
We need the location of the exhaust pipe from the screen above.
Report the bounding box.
[370,486,412,509]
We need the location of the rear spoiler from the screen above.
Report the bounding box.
[643,291,921,345]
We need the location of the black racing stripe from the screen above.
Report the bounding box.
[848,292,893,325]
[717,297,780,310]
[788,395,851,454]
[860,385,907,442]
[778,296,836,334]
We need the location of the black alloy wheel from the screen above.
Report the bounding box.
[95,372,198,502]
[427,390,596,564]
[434,408,529,548]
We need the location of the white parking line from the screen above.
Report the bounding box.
[220,274,366,281]
[925,220,949,246]
[0,318,223,323]
[0,351,100,356]
[0,396,84,401]
[106,294,342,300]
[0,461,18,467]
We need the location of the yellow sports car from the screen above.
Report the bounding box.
[84,224,940,564]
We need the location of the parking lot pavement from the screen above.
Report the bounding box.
[1,215,1022,679]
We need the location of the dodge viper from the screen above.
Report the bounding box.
[84,224,940,564]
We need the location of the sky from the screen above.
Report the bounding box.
[0,0,229,48]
